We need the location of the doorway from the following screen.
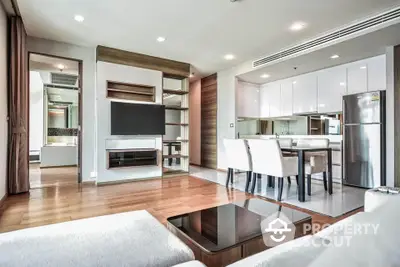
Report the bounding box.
[28,53,82,188]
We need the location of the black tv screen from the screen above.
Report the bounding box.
[111,102,165,135]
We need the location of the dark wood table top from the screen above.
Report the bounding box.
[281,147,332,152]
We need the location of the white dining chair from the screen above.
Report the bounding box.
[223,139,253,192]
[297,138,330,195]
[247,139,298,201]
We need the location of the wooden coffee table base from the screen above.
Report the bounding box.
[167,218,312,267]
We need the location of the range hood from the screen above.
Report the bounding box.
[40,72,79,88]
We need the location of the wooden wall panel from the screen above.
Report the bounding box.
[394,45,400,187]
[97,46,190,77]
[201,74,217,169]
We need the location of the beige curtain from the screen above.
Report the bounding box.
[8,16,29,194]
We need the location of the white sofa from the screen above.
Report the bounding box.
[227,189,400,267]
[0,210,204,267]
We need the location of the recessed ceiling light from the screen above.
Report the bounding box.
[289,21,307,31]
[189,73,194,78]
[224,54,235,60]
[157,37,166,42]
[330,54,340,59]
[360,66,367,69]
[260,74,270,79]
[57,64,65,70]
[292,81,297,84]
[340,82,346,86]
[74,15,84,22]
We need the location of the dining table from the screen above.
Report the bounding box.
[281,147,333,202]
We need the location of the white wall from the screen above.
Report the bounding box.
[217,69,237,169]
[29,71,43,153]
[96,62,163,183]
[0,4,7,199]
[27,37,96,181]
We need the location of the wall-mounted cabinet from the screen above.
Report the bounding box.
[280,79,293,116]
[317,65,347,113]
[237,81,260,118]
[347,60,368,94]
[292,73,318,114]
[236,55,386,120]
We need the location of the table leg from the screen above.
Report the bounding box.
[168,144,172,166]
[327,149,333,195]
[298,151,305,202]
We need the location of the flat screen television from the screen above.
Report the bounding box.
[111,102,165,135]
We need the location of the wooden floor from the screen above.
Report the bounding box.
[29,164,78,189]
[0,167,361,234]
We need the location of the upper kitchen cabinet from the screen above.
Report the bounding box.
[317,65,347,113]
[347,59,368,94]
[367,55,386,92]
[292,73,318,114]
[268,82,281,117]
[259,83,270,118]
[280,79,293,116]
[236,81,260,118]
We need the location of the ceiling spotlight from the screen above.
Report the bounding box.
[261,74,270,79]
[360,66,367,69]
[340,82,346,86]
[57,64,65,71]
[224,54,235,60]
[74,15,84,22]
[289,21,307,31]
[189,73,194,78]
[292,81,297,84]
[157,37,166,42]
[330,54,340,59]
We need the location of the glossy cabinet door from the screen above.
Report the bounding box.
[292,73,318,114]
[268,82,281,117]
[347,60,368,94]
[259,83,270,118]
[317,65,347,113]
[280,79,293,116]
[367,55,386,91]
[237,82,260,118]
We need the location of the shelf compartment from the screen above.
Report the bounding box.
[107,81,155,102]
[163,140,189,143]
[163,154,189,159]
[163,89,189,95]
[165,106,189,111]
[165,123,189,126]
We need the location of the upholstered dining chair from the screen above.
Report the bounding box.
[247,139,298,201]
[223,139,253,192]
[296,138,330,195]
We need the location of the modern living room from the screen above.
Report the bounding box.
[1,0,400,266]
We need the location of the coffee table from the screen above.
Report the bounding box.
[167,198,312,267]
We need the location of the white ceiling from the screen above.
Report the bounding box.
[30,54,79,75]
[17,0,400,77]
[239,23,400,84]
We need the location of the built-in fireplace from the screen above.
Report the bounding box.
[107,149,158,169]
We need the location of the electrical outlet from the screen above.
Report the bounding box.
[230,123,234,128]
[90,171,97,178]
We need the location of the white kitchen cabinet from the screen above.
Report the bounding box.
[259,83,270,118]
[292,73,318,114]
[280,79,293,116]
[367,55,386,91]
[347,60,368,94]
[268,82,281,117]
[317,65,347,113]
[236,81,260,118]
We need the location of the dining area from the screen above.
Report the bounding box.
[223,138,333,203]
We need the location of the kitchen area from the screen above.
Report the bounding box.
[236,54,387,188]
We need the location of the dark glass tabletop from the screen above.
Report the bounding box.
[167,198,311,252]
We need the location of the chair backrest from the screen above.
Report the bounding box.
[296,138,330,148]
[276,138,293,148]
[223,139,252,171]
[247,139,284,177]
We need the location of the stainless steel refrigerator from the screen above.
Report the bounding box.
[343,91,386,188]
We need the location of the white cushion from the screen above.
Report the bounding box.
[227,235,327,267]
[173,261,206,267]
[364,189,400,212]
[0,210,194,267]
